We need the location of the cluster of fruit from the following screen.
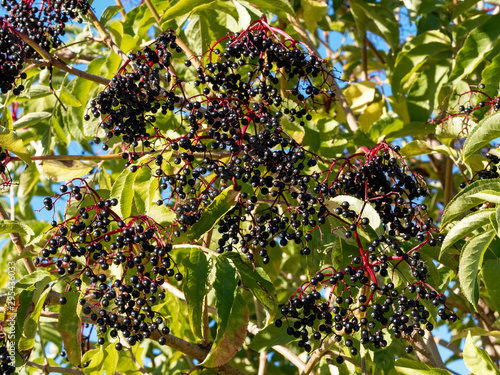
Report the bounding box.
[0,0,90,94]
[36,180,176,349]
[35,17,452,356]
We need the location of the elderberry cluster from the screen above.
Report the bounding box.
[0,0,90,94]
[85,31,181,150]
[460,153,500,190]
[0,339,15,375]
[36,180,182,350]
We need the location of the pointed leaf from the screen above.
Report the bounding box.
[182,248,210,339]
[463,112,500,160]
[110,168,136,219]
[224,252,277,324]
[249,324,298,352]
[450,13,500,82]
[0,126,31,166]
[464,332,500,375]
[0,220,35,238]
[18,288,51,350]
[202,293,248,367]
[440,209,494,257]
[395,358,452,375]
[39,159,96,182]
[483,259,500,314]
[57,286,85,366]
[13,112,51,130]
[187,187,239,241]
[459,230,496,308]
[442,179,500,226]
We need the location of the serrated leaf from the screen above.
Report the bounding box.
[202,292,248,367]
[463,112,500,160]
[450,13,500,82]
[110,168,136,219]
[0,126,31,165]
[13,112,51,130]
[15,270,54,293]
[182,248,210,339]
[440,209,494,257]
[248,323,298,352]
[0,220,35,238]
[39,159,96,182]
[57,286,85,366]
[224,252,277,324]
[483,259,500,314]
[464,332,500,375]
[187,187,239,241]
[459,230,495,308]
[442,179,500,226]
[395,358,452,375]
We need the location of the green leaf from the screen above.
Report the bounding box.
[464,332,500,375]
[202,292,248,368]
[18,287,51,350]
[442,179,500,226]
[110,168,136,219]
[0,126,31,166]
[224,252,277,324]
[452,327,500,342]
[249,323,298,352]
[459,230,496,308]
[324,195,383,236]
[187,187,239,241]
[469,190,500,205]
[15,270,54,293]
[483,259,500,314]
[102,344,119,375]
[440,209,494,257]
[161,0,217,22]
[182,248,210,339]
[201,256,247,367]
[395,358,452,375]
[301,0,328,32]
[59,88,82,107]
[38,159,96,182]
[235,0,294,20]
[57,286,85,366]
[450,13,500,82]
[350,0,399,49]
[101,5,123,26]
[342,81,377,114]
[0,220,35,237]
[13,112,51,130]
[462,112,500,160]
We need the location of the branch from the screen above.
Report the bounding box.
[285,14,359,132]
[26,361,83,375]
[87,9,130,64]
[300,334,337,375]
[0,200,36,273]
[13,31,109,86]
[434,337,462,357]
[8,150,232,163]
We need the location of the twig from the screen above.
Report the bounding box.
[26,362,83,375]
[87,9,130,64]
[434,337,462,357]
[425,331,446,369]
[361,33,368,81]
[145,0,161,24]
[300,335,337,375]
[116,0,127,20]
[0,200,36,273]
[254,297,268,375]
